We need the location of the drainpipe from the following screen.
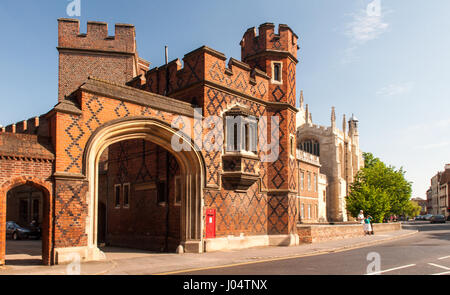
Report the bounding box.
[164,46,169,96]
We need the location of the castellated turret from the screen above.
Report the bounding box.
[348,114,359,136]
[240,23,299,107]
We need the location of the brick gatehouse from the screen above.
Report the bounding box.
[0,19,305,265]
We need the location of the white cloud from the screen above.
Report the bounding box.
[345,10,389,44]
[341,4,392,64]
[376,82,414,97]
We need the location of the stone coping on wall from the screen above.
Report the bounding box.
[78,77,196,118]
[204,234,299,252]
[297,222,402,244]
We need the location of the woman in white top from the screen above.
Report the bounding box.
[357,210,364,224]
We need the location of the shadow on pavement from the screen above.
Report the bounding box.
[5,240,42,266]
[5,259,42,266]
[402,222,450,242]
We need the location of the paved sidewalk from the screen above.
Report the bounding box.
[0,229,418,275]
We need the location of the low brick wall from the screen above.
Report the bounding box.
[297,223,402,244]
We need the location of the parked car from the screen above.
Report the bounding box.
[430,215,446,224]
[6,221,41,240]
[415,215,423,221]
[423,214,433,221]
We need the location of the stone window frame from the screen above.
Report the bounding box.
[289,134,295,158]
[300,170,305,192]
[271,61,283,84]
[123,183,130,209]
[307,172,311,191]
[314,173,318,192]
[114,184,121,209]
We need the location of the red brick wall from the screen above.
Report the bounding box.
[103,139,181,252]
[204,184,268,238]
[298,160,320,223]
[0,158,54,265]
[0,132,54,265]
[53,179,88,249]
[133,25,300,237]
[58,19,139,101]
[2,22,303,261]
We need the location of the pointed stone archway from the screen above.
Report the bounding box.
[0,177,53,265]
[53,117,205,263]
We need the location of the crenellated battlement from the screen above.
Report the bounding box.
[136,46,270,102]
[1,115,49,137]
[298,122,333,137]
[298,121,350,143]
[57,19,142,102]
[240,23,299,106]
[240,23,299,62]
[57,18,136,53]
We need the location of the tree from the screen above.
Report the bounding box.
[403,200,422,219]
[346,152,412,223]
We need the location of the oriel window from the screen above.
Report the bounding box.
[224,109,258,153]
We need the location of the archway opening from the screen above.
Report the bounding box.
[4,184,46,265]
[96,138,183,254]
[82,118,205,261]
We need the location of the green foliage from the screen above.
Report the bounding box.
[404,200,422,218]
[346,152,412,223]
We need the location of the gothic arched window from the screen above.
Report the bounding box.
[299,139,320,156]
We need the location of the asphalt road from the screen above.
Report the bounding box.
[177,222,450,275]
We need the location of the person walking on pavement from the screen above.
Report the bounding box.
[367,215,374,235]
[358,210,364,224]
[363,215,372,236]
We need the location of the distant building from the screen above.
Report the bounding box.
[296,150,327,223]
[439,165,450,217]
[427,164,450,217]
[411,197,427,215]
[426,188,432,214]
[296,95,364,222]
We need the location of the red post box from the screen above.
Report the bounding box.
[205,209,216,239]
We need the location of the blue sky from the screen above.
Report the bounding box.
[0,0,449,198]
